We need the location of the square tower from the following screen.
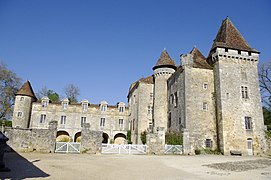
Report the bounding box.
[208,17,266,155]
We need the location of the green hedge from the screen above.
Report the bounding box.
[0,120,12,127]
[165,132,183,145]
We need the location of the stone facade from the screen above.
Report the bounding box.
[5,121,57,153]
[12,84,129,144]
[128,17,267,155]
[80,123,103,154]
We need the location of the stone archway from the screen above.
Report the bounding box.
[74,132,81,142]
[56,131,71,142]
[114,133,127,144]
[102,133,109,143]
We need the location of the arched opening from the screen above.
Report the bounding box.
[114,133,127,144]
[74,132,81,142]
[56,131,71,142]
[102,133,109,144]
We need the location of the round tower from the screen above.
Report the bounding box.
[12,81,37,128]
[153,49,176,131]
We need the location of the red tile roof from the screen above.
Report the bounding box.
[16,81,37,101]
[153,49,177,70]
[210,17,258,53]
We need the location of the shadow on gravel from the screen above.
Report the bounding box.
[0,146,50,180]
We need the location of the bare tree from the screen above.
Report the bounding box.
[0,62,22,120]
[259,60,271,108]
[64,84,80,103]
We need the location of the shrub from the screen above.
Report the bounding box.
[0,120,12,127]
[165,131,183,145]
[127,130,132,144]
[140,130,147,144]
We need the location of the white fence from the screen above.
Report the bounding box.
[165,145,183,154]
[55,142,81,153]
[102,144,147,155]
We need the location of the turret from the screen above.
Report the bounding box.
[208,17,266,155]
[12,81,37,128]
[153,49,176,131]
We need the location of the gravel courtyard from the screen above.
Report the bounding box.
[2,152,271,180]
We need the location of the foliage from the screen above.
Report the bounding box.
[0,62,22,120]
[140,130,147,145]
[127,130,132,144]
[263,107,271,130]
[259,61,271,108]
[194,148,221,155]
[37,87,60,103]
[76,136,81,142]
[64,84,80,103]
[0,119,12,127]
[165,131,183,145]
[266,130,271,139]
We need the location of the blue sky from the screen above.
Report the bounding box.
[0,0,270,105]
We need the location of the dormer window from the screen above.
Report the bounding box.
[100,101,108,112]
[42,101,48,108]
[101,105,107,112]
[63,102,68,110]
[61,98,69,110]
[117,102,125,113]
[41,97,49,108]
[82,103,88,111]
[119,106,124,113]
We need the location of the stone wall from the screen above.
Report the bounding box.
[4,121,57,153]
[80,123,102,154]
[146,127,165,155]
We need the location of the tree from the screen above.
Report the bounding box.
[0,62,22,120]
[64,84,80,103]
[259,60,271,107]
[37,87,59,103]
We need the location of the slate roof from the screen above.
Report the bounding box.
[210,17,258,53]
[16,81,37,101]
[190,47,212,69]
[153,49,177,70]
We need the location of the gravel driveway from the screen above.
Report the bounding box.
[2,152,271,180]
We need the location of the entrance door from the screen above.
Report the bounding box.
[247,139,253,155]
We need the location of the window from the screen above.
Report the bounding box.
[148,106,153,115]
[203,102,208,111]
[82,103,88,111]
[174,92,178,107]
[119,119,124,128]
[81,117,86,127]
[20,97,24,101]
[17,112,22,118]
[101,105,107,112]
[40,114,46,123]
[119,106,124,113]
[241,86,249,99]
[205,139,212,148]
[42,101,48,108]
[132,119,135,131]
[203,83,208,89]
[171,94,174,104]
[63,102,68,110]
[241,68,247,81]
[245,116,252,130]
[100,118,105,127]
[168,113,171,128]
[60,116,66,125]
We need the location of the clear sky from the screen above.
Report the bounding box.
[0,0,270,105]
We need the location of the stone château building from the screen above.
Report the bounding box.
[128,17,267,155]
[12,17,267,155]
[12,81,129,144]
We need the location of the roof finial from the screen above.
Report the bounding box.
[163,47,166,51]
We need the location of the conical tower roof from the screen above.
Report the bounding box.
[210,17,258,53]
[153,49,177,70]
[190,47,212,69]
[16,81,37,101]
